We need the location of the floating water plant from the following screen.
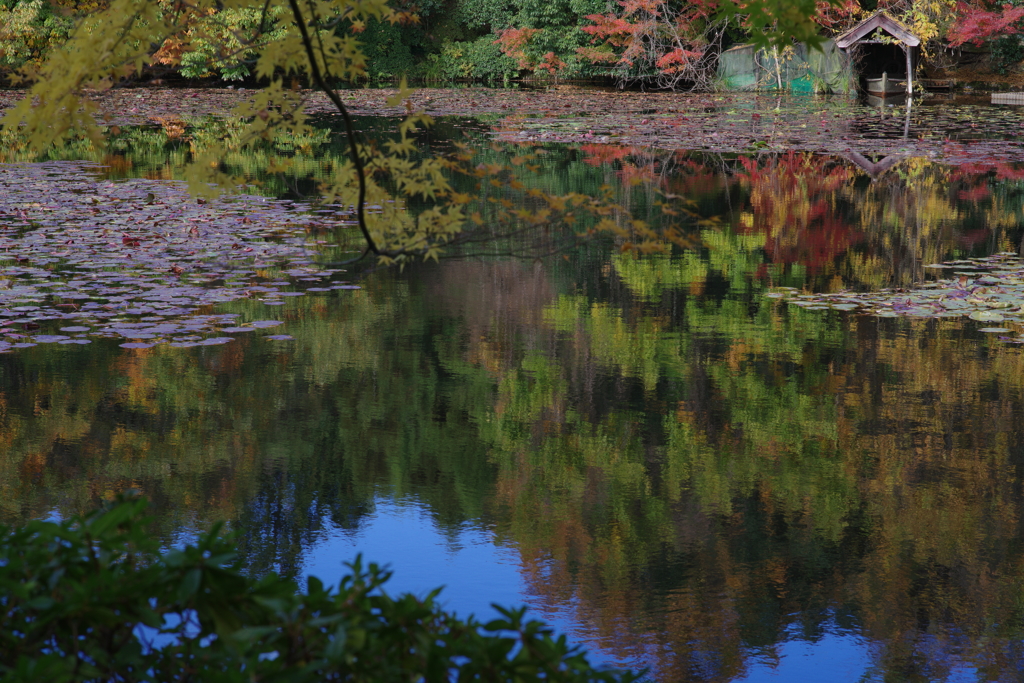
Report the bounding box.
[769,253,1024,343]
[0,161,361,353]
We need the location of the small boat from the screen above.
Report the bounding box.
[865,71,906,95]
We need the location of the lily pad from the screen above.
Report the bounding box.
[969,310,1005,322]
[0,162,367,352]
[795,255,1024,347]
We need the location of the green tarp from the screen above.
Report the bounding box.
[718,40,854,93]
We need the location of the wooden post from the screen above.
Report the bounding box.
[905,45,913,95]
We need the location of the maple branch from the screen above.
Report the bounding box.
[286,0,380,257]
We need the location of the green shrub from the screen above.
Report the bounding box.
[356,18,431,80]
[427,36,519,83]
[991,35,1024,76]
[0,495,638,682]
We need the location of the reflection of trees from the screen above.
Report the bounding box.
[440,255,1024,678]
[735,151,860,276]
[4,249,1024,677]
[3,129,1024,679]
[0,282,498,572]
[7,117,1022,278]
[733,152,1024,291]
[574,145,1024,292]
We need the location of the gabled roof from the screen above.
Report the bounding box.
[835,12,920,49]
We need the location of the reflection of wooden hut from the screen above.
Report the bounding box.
[842,152,906,180]
[836,12,920,95]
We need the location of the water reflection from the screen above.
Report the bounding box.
[2,108,1024,681]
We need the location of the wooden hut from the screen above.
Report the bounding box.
[835,12,920,95]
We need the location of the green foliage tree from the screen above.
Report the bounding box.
[0,0,77,73]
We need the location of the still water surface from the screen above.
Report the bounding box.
[2,94,1024,681]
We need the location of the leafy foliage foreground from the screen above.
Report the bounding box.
[0,495,638,682]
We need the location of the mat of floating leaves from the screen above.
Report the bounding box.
[0,161,362,353]
[767,253,1024,343]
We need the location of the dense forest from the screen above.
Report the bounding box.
[1,0,1022,88]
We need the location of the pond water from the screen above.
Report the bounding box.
[2,91,1024,682]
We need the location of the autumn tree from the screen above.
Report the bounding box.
[947,0,1024,73]
[2,0,638,263]
[2,0,840,266]
[570,0,859,90]
[873,0,958,64]
[575,0,729,90]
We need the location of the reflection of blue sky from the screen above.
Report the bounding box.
[300,498,625,667]
[300,498,527,620]
[736,627,985,683]
[734,626,872,683]
[298,497,1002,683]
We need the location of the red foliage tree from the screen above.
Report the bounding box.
[942,1,1024,46]
[494,27,543,70]
[577,0,726,90]
[812,0,863,34]
[947,1,1024,46]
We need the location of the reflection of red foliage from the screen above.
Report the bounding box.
[950,162,1024,181]
[949,162,1024,200]
[762,214,861,270]
[580,144,635,167]
[952,162,999,178]
[959,228,990,250]
[995,165,1024,181]
[579,143,658,182]
[736,152,862,272]
[578,144,688,185]
[736,152,852,195]
[957,185,991,202]
[663,154,722,197]
[579,146,727,202]
[618,163,657,184]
